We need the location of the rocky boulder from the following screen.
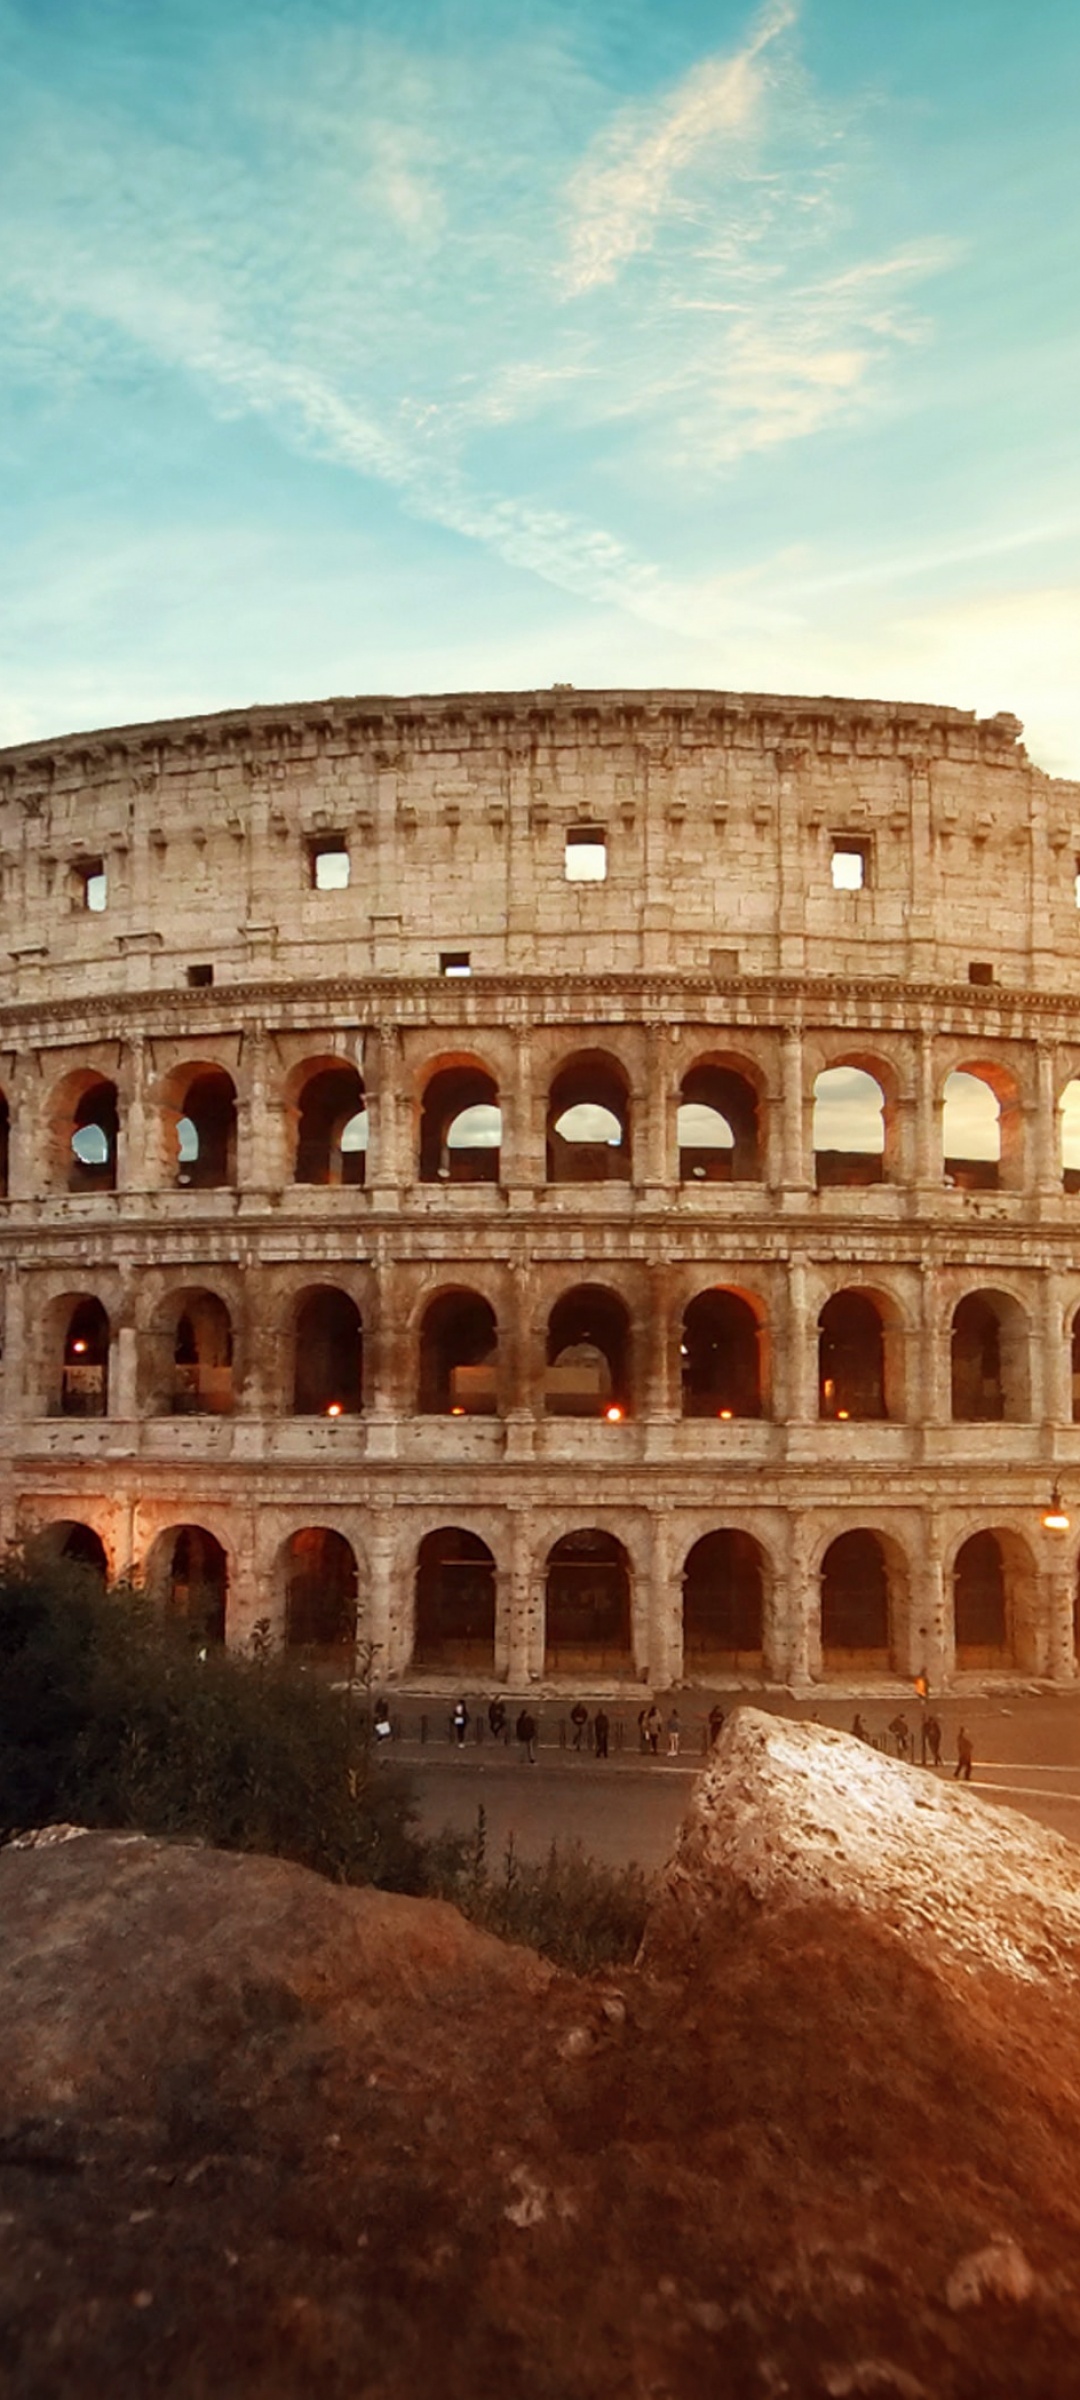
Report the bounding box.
[5,1714,1080,2399]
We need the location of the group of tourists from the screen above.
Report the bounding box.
[850,1706,974,1780]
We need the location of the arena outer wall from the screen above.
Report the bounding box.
[4,685,1080,1693]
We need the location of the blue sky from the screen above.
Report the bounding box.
[1,0,1077,770]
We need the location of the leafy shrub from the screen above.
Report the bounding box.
[0,1557,425,1889]
[426,1805,651,1972]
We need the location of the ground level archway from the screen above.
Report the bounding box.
[413,1528,496,1670]
[544,1530,633,1675]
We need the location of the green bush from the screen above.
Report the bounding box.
[0,1561,653,1972]
[0,1557,425,1889]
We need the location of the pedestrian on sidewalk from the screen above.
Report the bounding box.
[954,1727,974,1782]
[888,1711,911,1760]
[594,1707,610,1759]
[516,1706,538,1764]
[922,1712,942,1768]
[452,1698,470,1748]
[666,1707,681,1757]
[488,1696,507,1742]
[570,1700,589,1751]
[644,1703,661,1756]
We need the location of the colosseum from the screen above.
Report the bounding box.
[5,684,1080,1694]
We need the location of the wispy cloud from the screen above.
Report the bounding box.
[562,0,797,293]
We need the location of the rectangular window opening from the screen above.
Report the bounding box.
[75,858,107,912]
[565,826,607,882]
[440,951,471,977]
[308,835,350,891]
[186,962,214,988]
[831,840,868,892]
[968,960,995,986]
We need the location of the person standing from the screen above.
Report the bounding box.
[570,1700,589,1751]
[644,1703,661,1756]
[516,1706,538,1764]
[954,1727,974,1781]
[452,1698,469,1749]
[594,1707,610,1759]
[488,1696,507,1742]
[708,1704,725,1746]
[924,1713,942,1768]
[666,1707,681,1757]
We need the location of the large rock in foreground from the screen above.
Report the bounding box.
[6,1718,1080,2399]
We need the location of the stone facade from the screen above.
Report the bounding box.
[4,685,1080,1689]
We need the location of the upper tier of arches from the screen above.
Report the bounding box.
[8,1038,1080,1200]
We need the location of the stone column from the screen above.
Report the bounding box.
[646,1512,679,1688]
[3,1269,25,1424]
[364,1513,396,1679]
[784,1513,817,1684]
[1046,1558,1076,1683]
[914,1029,940,1194]
[640,1023,673,1191]
[1041,1268,1070,1429]
[909,1541,948,1690]
[644,1264,676,1421]
[920,1266,950,1427]
[7,1057,40,1200]
[782,1253,816,1424]
[113,1314,138,1423]
[366,1022,405,1193]
[1034,1045,1060,1197]
[367,1257,407,1421]
[780,1025,807,1193]
[238,1023,285,1191]
[225,1512,263,1653]
[503,1029,545,1197]
[117,1037,146,1195]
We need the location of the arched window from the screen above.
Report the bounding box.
[294,1065,367,1186]
[953,1531,1007,1659]
[150,1526,228,1645]
[818,1291,886,1420]
[283,1528,358,1655]
[544,1530,632,1673]
[681,1290,763,1417]
[813,1066,886,1188]
[820,1531,892,1662]
[682,1531,764,1667]
[292,1287,363,1415]
[1060,1079,1080,1191]
[677,1064,761,1183]
[418,1291,498,1415]
[546,1054,631,1183]
[943,1067,1020,1192]
[69,1080,119,1193]
[168,1290,234,1415]
[951,1291,1029,1422]
[545,1286,631,1418]
[60,1298,109,1416]
[29,1521,107,1585]
[413,1529,496,1668]
[173,1070,237,1189]
[419,1065,501,1184]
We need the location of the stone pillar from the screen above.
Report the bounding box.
[1046,1558,1077,1682]
[1041,1268,1070,1428]
[3,1269,25,1424]
[914,1030,938,1187]
[370,1022,408,1193]
[784,1513,817,1684]
[920,1267,950,1427]
[644,1264,675,1420]
[783,1253,816,1423]
[225,1512,263,1653]
[364,1514,396,1679]
[503,1029,545,1196]
[909,1542,948,1690]
[781,1025,807,1193]
[504,1511,534,1685]
[647,1512,679,1688]
[641,1023,672,1191]
[113,1316,138,1423]
[238,1023,285,1191]
[368,1259,407,1420]
[1035,1045,1060,1196]
[117,1037,146,1195]
[7,1057,39,1201]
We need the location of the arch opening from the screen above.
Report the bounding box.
[29,1520,107,1586]
[818,1291,887,1420]
[820,1530,894,1669]
[1061,1079,1080,1191]
[292,1287,363,1416]
[284,1528,358,1656]
[682,1530,765,1670]
[943,1069,1010,1192]
[681,1290,763,1418]
[60,1297,109,1416]
[169,1290,234,1415]
[546,1055,630,1184]
[68,1079,119,1194]
[678,1065,760,1183]
[413,1528,496,1669]
[813,1066,885,1188]
[951,1291,1029,1422]
[544,1530,633,1675]
[418,1290,497,1415]
[954,1530,1009,1667]
[294,1066,367,1187]
[419,1066,501,1185]
[545,1285,631,1418]
[151,1525,228,1645]
[173,1069,237,1189]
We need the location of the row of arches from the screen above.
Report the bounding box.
[45,1280,1080,1425]
[17,1050,1080,1198]
[40,1519,1045,1678]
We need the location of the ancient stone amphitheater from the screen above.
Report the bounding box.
[5,686,1080,1691]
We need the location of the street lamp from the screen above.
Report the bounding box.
[1042,1483,1070,1533]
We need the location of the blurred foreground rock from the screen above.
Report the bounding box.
[5,1711,1080,2399]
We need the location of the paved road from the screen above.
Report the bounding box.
[381,1689,1080,1870]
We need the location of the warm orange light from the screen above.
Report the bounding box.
[718,1408,733,1420]
[837,1409,850,1421]
[451,1405,465,1416]
[72,1340,87,1355]
[605,1404,624,1422]
[1043,1482,1070,1532]
[326,1402,342,1418]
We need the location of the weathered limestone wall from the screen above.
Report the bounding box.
[3,686,1080,1690]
